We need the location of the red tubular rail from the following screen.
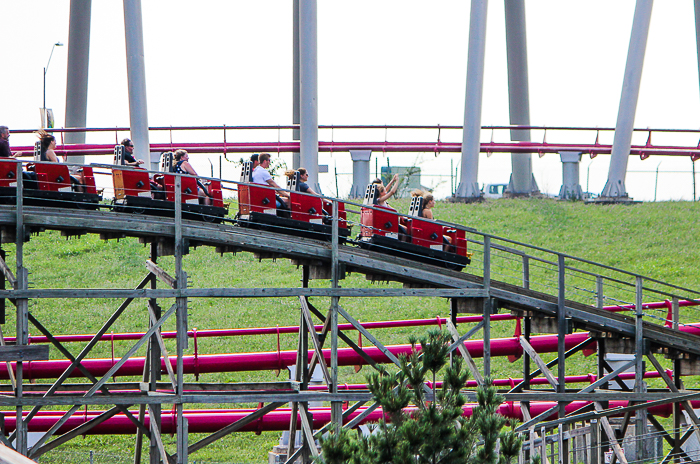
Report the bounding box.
[0,400,693,434]
[12,141,700,158]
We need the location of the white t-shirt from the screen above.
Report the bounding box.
[252,166,272,185]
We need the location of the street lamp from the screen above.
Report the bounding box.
[43,42,63,126]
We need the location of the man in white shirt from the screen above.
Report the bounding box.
[252,153,289,208]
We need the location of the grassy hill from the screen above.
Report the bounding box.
[6,198,700,463]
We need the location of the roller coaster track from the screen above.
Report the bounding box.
[0,196,699,462]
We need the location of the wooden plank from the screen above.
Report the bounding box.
[0,287,488,299]
[0,345,48,362]
[646,351,700,444]
[0,256,17,288]
[145,260,177,289]
[0,443,39,464]
[298,404,320,458]
[298,298,332,385]
[29,406,124,459]
[445,320,484,386]
[148,405,175,464]
[337,306,401,367]
[147,302,177,390]
[188,402,286,453]
[519,336,558,387]
[594,403,628,464]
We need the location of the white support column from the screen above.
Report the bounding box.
[600,0,653,200]
[558,151,583,200]
[504,0,538,195]
[299,0,319,192]
[123,0,153,170]
[350,150,372,198]
[292,0,301,170]
[455,0,488,200]
[64,0,91,165]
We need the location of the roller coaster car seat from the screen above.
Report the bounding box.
[360,183,399,239]
[323,199,349,230]
[34,142,41,161]
[288,170,324,224]
[33,162,72,192]
[0,159,19,188]
[163,174,199,204]
[113,167,152,200]
[114,145,125,165]
[81,166,98,195]
[206,180,225,208]
[160,152,174,173]
[238,161,276,217]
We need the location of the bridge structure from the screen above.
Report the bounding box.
[0,169,697,463]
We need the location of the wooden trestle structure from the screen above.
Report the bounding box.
[0,175,698,463]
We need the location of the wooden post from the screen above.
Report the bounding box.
[557,255,568,464]
[634,276,645,464]
[14,171,27,456]
[149,242,162,464]
[174,177,189,464]
[522,255,530,289]
[590,420,600,464]
[330,200,341,433]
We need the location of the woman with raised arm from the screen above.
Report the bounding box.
[372,173,399,208]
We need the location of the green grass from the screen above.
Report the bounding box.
[3,198,700,462]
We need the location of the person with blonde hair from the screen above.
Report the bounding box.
[285,167,319,195]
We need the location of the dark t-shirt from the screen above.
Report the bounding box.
[299,182,309,193]
[0,139,12,158]
[122,147,137,164]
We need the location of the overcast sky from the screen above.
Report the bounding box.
[2,1,700,199]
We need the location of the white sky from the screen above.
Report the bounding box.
[2,1,700,200]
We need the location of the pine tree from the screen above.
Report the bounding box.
[319,329,523,464]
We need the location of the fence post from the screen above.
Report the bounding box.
[590,419,600,464]
[483,236,491,377]
[634,275,645,463]
[522,255,530,289]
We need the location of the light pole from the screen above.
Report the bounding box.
[43,42,63,125]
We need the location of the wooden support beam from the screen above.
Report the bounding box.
[0,256,17,288]
[299,297,332,385]
[145,259,177,289]
[30,406,125,459]
[0,443,39,464]
[147,302,177,390]
[306,301,379,370]
[338,306,401,367]
[298,403,319,458]
[188,402,286,454]
[148,404,175,464]
[594,403,628,464]
[0,346,48,362]
[445,319,484,386]
[646,351,700,445]
[519,336,558,387]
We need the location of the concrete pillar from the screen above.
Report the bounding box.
[558,151,583,200]
[292,0,301,170]
[349,150,371,198]
[64,0,92,165]
[455,0,488,200]
[504,0,538,195]
[123,0,153,170]
[600,0,653,200]
[299,0,319,192]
